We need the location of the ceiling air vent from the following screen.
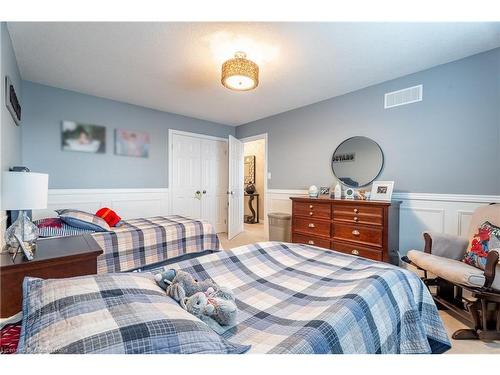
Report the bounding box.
[384,84,423,109]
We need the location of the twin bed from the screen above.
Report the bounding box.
[15,236,451,354]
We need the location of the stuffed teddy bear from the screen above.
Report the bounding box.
[181,288,238,334]
[154,269,238,333]
[154,269,218,301]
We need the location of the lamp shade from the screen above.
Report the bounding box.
[1,172,49,210]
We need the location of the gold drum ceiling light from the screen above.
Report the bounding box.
[221,51,259,91]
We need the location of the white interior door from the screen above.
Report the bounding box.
[171,134,202,218]
[200,139,228,233]
[228,135,244,239]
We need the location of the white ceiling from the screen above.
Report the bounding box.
[8,22,500,126]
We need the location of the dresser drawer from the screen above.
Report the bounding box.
[333,205,383,225]
[293,217,331,237]
[332,241,382,261]
[292,233,331,249]
[333,223,383,248]
[293,201,331,219]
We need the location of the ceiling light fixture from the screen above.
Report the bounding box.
[221,51,259,91]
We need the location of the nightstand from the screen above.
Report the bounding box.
[0,234,103,318]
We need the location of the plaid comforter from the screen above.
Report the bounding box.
[17,274,249,354]
[92,215,220,274]
[154,242,451,354]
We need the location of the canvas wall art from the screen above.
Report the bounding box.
[61,121,106,153]
[115,129,150,158]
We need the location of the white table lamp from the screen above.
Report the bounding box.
[2,171,49,250]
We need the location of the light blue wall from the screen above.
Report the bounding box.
[1,22,23,174]
[21,81,235,189]
[236,48,500,195]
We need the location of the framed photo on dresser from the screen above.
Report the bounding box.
[370,181,394,201]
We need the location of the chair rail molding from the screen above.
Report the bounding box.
[267,189,500,255]
[34,188,170,220]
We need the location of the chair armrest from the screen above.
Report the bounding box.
[484,250,499,289]
[423,231,469,260]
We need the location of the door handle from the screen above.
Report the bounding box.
[308,240,315,245]
[351,249,360,255]
[352,229,360,236]
[308,223,315,228]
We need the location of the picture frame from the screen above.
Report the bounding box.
[319,186,330,196]
[61,121,106,153]
[115,129,150,158]
[369,181,394,201]
[5,76,21,126]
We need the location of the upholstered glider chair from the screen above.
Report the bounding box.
[405,203,500,341]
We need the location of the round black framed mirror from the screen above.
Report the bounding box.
[331,136,384,187]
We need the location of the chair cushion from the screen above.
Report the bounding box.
[462,221,500,270]
[407,250,485,288]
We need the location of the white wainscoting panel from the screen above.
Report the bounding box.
[0,214,7,248]
[33,188,170,220]
[267,189,500,256]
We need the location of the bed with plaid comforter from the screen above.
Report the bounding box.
[155,241,451,354]
[91,215,220,274]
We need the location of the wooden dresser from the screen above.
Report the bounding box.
[290,197,401,264]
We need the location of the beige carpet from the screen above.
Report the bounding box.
[218,223,500,354]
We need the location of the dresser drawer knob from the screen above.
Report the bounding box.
[352,229,360,236]
[308,240,315,245]
[309,205,313,209]
[308,223,316,228]
[353,208,359,213]
[309,212,313,216]
[351,249,360,255]
[353,216,359,222]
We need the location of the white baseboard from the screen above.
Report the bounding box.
[267,189,500,255]
[34,188,170,220]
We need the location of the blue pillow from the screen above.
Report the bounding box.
[56,209,110,232]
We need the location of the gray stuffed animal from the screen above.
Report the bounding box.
[155,269,238,333]
[155,269,218,302]
[181,288,238,334]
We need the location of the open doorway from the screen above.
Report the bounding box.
[240,134,268,243]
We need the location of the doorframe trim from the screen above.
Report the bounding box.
[168,129,229,232]
[240,133,269,227]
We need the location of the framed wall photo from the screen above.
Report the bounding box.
[5,76,21,126]
[115,129,150,158]
[61,121,106,153]
[370,181,394,201]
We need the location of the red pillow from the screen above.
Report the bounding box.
[95,208,121,227]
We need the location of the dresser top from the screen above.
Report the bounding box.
[289,196,401,206]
